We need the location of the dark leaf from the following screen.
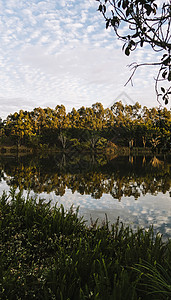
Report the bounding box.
[168,71,171,82]
[162,70,167,79]
[106,20,110,29]
[125,47,130,56]
[163,57,170,66]
[145,4,152,16]
[98,4,102,12]
[111,17,120,27]
[161,87,165,93]
[161,54,168,61]
[118,0,121,8]
[163,95,168,104]
[126,8,130,17]
[140,39,144,47]
[122,0,128,10]
[130,3,133,10]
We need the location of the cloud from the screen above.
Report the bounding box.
[20,45,131,84]
[0,96,34,119]
[0,0,168,120]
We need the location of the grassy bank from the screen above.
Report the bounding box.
[0,190,170,299]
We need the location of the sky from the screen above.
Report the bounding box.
[0,0,168,120]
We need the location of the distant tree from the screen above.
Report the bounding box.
[68,108,80,128]
[0,118,5,142]
[1,101,171,151]
[96,0,171,104]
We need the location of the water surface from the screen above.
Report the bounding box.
[0,153,170,238]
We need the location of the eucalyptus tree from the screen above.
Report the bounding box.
[68,108,80,129]
[77,106,87,129]
[33,107,47,136]
[4,111,30,148]
[54,105,67,129]
[96,0,171,104]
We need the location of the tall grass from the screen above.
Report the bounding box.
[0,189,170,299]
[133,258,171,299]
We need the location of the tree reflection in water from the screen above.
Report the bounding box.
[0,153,170,200]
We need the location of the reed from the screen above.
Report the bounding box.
[133,257,171,299]
[0,189,170,299]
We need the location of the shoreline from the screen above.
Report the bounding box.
[0,144,170,157]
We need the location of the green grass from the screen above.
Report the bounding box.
[133,260,171,299]
[0,189,170,299]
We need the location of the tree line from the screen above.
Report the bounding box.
[0,101,171,151]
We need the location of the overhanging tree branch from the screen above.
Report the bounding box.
[96,0,171,104]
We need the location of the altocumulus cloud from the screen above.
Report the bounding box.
[0,0,163,120]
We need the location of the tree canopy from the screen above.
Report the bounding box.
[96,0,171,104]
[0,102,171,152]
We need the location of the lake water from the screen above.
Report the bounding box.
[0,153,170,239]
